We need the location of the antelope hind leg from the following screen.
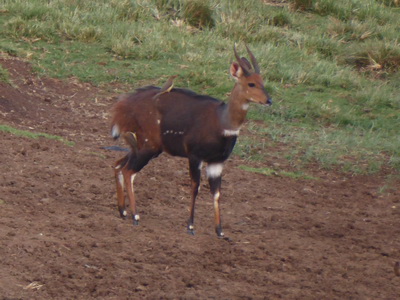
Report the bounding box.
[115,156,129,218]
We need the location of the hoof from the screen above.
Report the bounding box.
[221,236,233,243]
[119,209,127,219]
[187,224,195,235]
[215,225,224,238]
[132,214,140,226]
[216,231,232,242]
[217,232,225,239]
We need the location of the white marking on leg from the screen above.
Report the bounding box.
[130,174,139,221]
[111,124,120,138]
[206,163,223,179]
[123,210,128,217]
[118,172,125,188]
[223,129,240,136]
[198,161,203,170]
[213,191,220,207]
[213,192,224,237]
[130,174,136,189]
[189,225,194,230]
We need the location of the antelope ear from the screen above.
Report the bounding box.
[230,62,243,81]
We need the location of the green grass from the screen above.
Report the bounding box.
[0,0,399,174]
[238,165,318,180]
[0,64,10,82]
[0,125,75,146]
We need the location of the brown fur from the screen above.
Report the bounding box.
[110,45,271,237]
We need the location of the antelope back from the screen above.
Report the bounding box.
[155,89,223,157]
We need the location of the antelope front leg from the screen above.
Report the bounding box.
[206,163,224,238]
[187,158,202,235]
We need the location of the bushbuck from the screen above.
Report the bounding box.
[110,44,271,237]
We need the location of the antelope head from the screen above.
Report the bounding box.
[230,44,272,106]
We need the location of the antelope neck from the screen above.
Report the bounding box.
[221,84,249,131]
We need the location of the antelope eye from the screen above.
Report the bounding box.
[248,83,256,87]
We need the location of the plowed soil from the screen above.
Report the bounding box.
[1,56,400,299]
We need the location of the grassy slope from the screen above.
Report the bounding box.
[0,0,399,174]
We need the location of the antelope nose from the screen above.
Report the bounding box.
[264,88,272,106]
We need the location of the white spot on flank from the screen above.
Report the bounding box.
[145,138,149,142]
[163,130,185,136]
[223,129,240,137]
[206,163,223,179]
[157,119,161,124]
[111,124,120,138]
[242,103,249,110]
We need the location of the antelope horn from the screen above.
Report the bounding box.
[245,44,260,74]
[240,57,252,71]
[233,43,251,75]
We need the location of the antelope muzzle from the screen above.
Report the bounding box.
[265,90,272,106]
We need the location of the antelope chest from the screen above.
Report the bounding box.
[187,134,237,163]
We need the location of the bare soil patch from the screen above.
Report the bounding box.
[1,56,399,299]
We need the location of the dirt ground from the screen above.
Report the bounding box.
[1,56,399,299]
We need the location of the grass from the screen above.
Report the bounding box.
[0,125,75,146]
[238,165,319,180]
[0,64,10,82]
[0,0,399,174]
